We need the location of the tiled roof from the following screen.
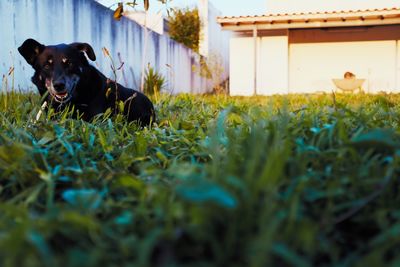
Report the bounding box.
[219,7,400,20]
[217,7,400,30]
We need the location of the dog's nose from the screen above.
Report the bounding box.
[53,82,66,92]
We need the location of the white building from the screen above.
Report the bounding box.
[218,0,400,95]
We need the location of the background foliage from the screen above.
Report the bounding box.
[0,92,400,266]
[113,0,172,20]
[167,7,201,52]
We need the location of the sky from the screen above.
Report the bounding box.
[174,0,266,16]
[97,0,267,16]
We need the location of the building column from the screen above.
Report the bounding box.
[253,27,258,95]
[397,40,400,91]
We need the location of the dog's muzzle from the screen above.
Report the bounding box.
[45,75,79,104]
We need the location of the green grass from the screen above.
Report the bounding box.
[1,92,400,267]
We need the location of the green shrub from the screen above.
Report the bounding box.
[143,64,165,96]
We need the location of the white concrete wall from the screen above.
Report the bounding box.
[257,36,289,95]
[198,0,230,85]
[266,0,400,14]
[289,41,398,93]
[123,11,165,35]
[0,0,208,94]
[230,38,254,96]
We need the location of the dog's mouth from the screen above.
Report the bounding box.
[51,91,72,103]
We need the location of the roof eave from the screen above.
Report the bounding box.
[219,17,400,31]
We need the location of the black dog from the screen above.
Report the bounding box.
[18,38,155,125]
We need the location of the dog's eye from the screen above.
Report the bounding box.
[62,58,73,68]
[45,59,53,70]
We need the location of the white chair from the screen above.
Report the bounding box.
[332,79,365,93]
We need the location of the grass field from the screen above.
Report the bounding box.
[0,92,400,266]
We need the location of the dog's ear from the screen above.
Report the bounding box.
[18,39,45,66]
[69,43,96,61]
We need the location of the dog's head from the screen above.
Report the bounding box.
[18,38,96,103]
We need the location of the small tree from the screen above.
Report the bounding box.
[168,8,201,52]
[192,53,227,94]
